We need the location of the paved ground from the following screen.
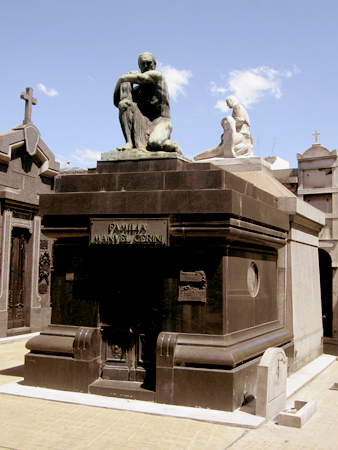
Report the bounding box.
[0,338,337,450]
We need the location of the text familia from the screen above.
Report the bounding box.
[93,222,164,245]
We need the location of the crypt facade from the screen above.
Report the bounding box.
[273,131,338,344]
[0,88,59,337]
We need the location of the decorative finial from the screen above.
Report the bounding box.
[20,87,37,125]
[312,129,321,145]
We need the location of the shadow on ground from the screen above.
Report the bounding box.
[324,343,338,357]
[0,365,24,377]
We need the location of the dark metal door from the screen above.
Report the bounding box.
[319,249,333,337]
[96,247,163,390]
[8,229,27,329]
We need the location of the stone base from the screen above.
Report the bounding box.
[195,156,273,174]
[101,149,190,162]
[155,341,294,412]
[7,327,31,337]
[24,353,101,393]
[161,358,259,412]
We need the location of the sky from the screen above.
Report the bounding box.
[0,0,337,169]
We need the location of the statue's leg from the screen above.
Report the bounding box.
[118,99,135,150]
[194,145,222,161]
[147,119,173,151]
[233,132,254,157]
[133,109,151,150]
[194,117,237,161]
[218,117,236,157]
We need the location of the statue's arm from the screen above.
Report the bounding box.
[121,70,159,85]
[114,71,158,107]
[113,82,121,107]
[233,106,250,127]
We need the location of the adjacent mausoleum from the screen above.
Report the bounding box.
[0,88,59,336]
[273,131,338,344]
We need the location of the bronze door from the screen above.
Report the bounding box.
[96,247,163,390]
[8,229,27,329]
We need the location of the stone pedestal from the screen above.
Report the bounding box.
[25,325,101,392]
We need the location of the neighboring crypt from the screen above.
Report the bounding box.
[0,87,59,337]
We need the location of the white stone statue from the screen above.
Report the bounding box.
[194,96,253,160]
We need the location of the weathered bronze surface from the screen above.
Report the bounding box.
[178,271,207,303]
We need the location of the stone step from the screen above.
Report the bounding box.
[89,379,155,402]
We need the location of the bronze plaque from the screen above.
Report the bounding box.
[178,270,207,302]
[91,219,168,245]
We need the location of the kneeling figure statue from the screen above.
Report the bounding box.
[114,52,180,153]
[194,96,253,160]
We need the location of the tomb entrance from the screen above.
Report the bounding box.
[8,227,30,330]
[95,246,164,391]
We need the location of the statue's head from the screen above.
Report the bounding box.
[138,52,157,73]
[226,96,239,109]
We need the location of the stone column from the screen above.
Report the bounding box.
[29,216,44,331]
[0,210,12,336]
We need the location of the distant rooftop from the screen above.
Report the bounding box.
[264,156,290,170]
[60,161,87,174]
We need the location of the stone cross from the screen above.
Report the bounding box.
[312,129,321,144]
[20,87,37,125]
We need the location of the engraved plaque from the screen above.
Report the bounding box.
[91,219,168,245]
[178,270,207,302]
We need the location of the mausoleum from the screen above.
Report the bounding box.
[0,88,59,337]
[273,131,338,344]
[24,54,325,412]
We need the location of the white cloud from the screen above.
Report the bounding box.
[71,148,101,167]
[37,83,59,97]
[214,100,230,113]
[210,82,227,95]
[158,63,193,101]
[211,65,297,110]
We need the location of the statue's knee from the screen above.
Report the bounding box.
[149,122,172,147]
[118,99,132,113]
[148,134,159,147]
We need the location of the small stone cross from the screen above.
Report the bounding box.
[312,129,321,144]
[20,87,37,125]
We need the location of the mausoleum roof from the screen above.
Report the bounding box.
[0,87,59,178]
[297,144,337,161]
[0,124,60,178]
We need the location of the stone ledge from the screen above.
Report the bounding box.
[278,400,317,428]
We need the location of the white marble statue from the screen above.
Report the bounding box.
[194,96,253,160]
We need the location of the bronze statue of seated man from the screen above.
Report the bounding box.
[114,52,180,153]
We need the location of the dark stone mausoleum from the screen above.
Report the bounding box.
[25,154,296,411]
